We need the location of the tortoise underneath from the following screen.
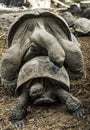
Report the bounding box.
[9,57,85,127]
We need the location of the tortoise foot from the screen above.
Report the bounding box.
[12,119,25,128]
[68,70,84,80]
[1,78,17,95]
[72,105,85,118]
[66,97,85,118]
[9,107,27,126]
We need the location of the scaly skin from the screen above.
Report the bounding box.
[55,88,85,118]
[30,19,84,79]
[9,92,29,127]
[81,8,90,19]
[30,28,65,68]
[1,40,31,93]
[9,82,85,128]
[61,38,84,79]
[51,31,84,79]
[29,83,43,98]
[1,15,83,93]
[9,82,44,127]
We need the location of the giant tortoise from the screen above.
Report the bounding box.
[81,7,90,19]
[9,56,85,127]
[1,9,84,92]
[1,9,85,127]
[66,4,82,15]
[73,18,90,36]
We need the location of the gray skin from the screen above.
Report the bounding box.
[81,7,90,19]
[61,11,76,27]
[9,82,84,127]
[9,56,85,127]
[73,18,90,36]
[1,10,84,93]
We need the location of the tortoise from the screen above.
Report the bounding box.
[73,18,90,36]
[9,56,85,127]
[66,4,82,15]
[1,0,24,7]
[1,9,84,93]
[61,11,76,27]
[81,7,90,19]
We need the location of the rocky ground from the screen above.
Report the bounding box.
[0,11,90,130]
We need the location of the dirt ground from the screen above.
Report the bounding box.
[0,12,90,130]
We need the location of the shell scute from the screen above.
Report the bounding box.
[16,56,70,95]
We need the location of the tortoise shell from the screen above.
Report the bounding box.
[81,7,90,19]
[74,18,90,34]
[8,9,72,47]
[16,56,70,96]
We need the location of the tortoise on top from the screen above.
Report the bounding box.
[1,9,84,92]
[9,56,85,127]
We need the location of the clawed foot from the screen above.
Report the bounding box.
[12,119,25,128]
[68,70,83,80]
[72,105,85,119]
[66,97,85,119]
[9,107,27,128]
[1,78,17,95]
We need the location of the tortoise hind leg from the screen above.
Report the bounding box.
[30,28,65,68]
[1,40,31,95]
[56,88,85,118]
[9,92,29,127]
[1,44,21,95]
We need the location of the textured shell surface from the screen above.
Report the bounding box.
[16,56,70,95]
[74,18,90,33]
[8,9,72,47]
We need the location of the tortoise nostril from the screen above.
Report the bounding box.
[31,88,38,94]
[32,89,38,94]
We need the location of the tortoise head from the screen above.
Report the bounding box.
[29,83,43,98]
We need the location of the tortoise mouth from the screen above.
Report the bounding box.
[33,96,55,105]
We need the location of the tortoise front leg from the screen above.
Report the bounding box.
[9,92,29,127]
[56,88,85,118]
